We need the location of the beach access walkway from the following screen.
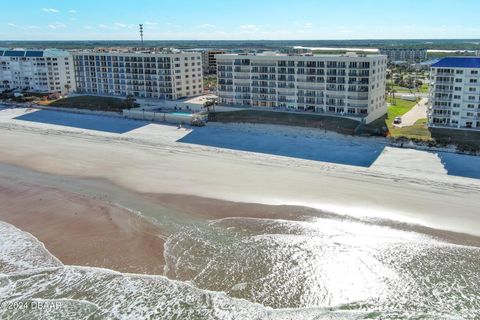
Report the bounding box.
[396,98,428,128]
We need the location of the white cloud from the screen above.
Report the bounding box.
[8,23,17,27]
[98,23,136,30]
[42,8,59,13]
[144,21,158,26]
[84,25,93,30]
[294,21,313,29]
[200,23,215,29]
[240,24,257,30]
[69,10,77,14]
[48,22,66,29]
[337,26,352,34]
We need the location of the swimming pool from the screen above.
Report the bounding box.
[170,112,193,117]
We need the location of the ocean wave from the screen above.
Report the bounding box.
[0,219,473,319]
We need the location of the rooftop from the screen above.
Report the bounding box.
[71,47,192,55]
[432,57,480,68]
[216,52,386,60]
[0,49,70,58]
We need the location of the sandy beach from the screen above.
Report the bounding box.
[0,108,479,236]
[1,107,480,318]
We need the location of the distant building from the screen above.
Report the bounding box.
[216,52,388,124]
[412,59,440,71]
[429,57,480,131]
[379,48,428,63]
[72,49,203,100]
[202,50,225,75]
[0,49,74,94]
[279,47,313,55]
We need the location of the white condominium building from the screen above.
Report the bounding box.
[379,48,428,62]
[0,49,74,94]
[429,57,480,131]
[73,49,203,100]
[216,52,387,124]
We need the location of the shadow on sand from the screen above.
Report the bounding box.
[437,152,480,180]
[178,124,386,167]
[15,109,148,134]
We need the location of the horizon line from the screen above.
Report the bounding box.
[1,38,480,42]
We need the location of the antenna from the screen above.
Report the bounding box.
[139,24,144,45]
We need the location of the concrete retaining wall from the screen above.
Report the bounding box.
[123,109,207,125]
[33,104,123,118]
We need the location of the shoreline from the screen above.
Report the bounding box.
[0,176,167,275]
[1,166,480,278]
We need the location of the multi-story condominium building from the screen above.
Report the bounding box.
[379,48,428,62]
[216,52,387,124]
[0,49,74,94]
[429,57,480,131]
[202,50,225,75]
[73,49,203,100]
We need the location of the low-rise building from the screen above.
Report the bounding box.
[429,57,480,131]
[202,50,225,75]
[379,48,428,63]
[216,52,387,124]
[0,49,74,94]
[73,49,203,100]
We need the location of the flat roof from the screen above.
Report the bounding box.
[0,49,70,58]
[432,57,480,68]
[216,53,386,61]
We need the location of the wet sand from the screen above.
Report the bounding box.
[148,193,480,248]
[1,170,480,279]
[0,177,166,275]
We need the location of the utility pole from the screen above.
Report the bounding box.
[139,24,144,46]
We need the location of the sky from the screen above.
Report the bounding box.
[2,0,480,41]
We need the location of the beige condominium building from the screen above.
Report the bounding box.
[72,49,203,100]
[0,49,75,94]
[429,57,480,131]
[216,52,387,124]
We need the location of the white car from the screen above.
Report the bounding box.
[393,116,402,124]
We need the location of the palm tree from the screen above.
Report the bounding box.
[64,84,71,94]
[391,89,397,105]
[203,100,215,112]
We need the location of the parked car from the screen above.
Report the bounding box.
[393,116,402,124]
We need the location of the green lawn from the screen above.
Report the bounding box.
[49,95,136,112]
[388,98,417,116]
[365,98,431,140]
[419,83,429,93]
[390,118,432,140]
[209,110,360,134]
[388,81,429,94]
[387,99,431,140]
